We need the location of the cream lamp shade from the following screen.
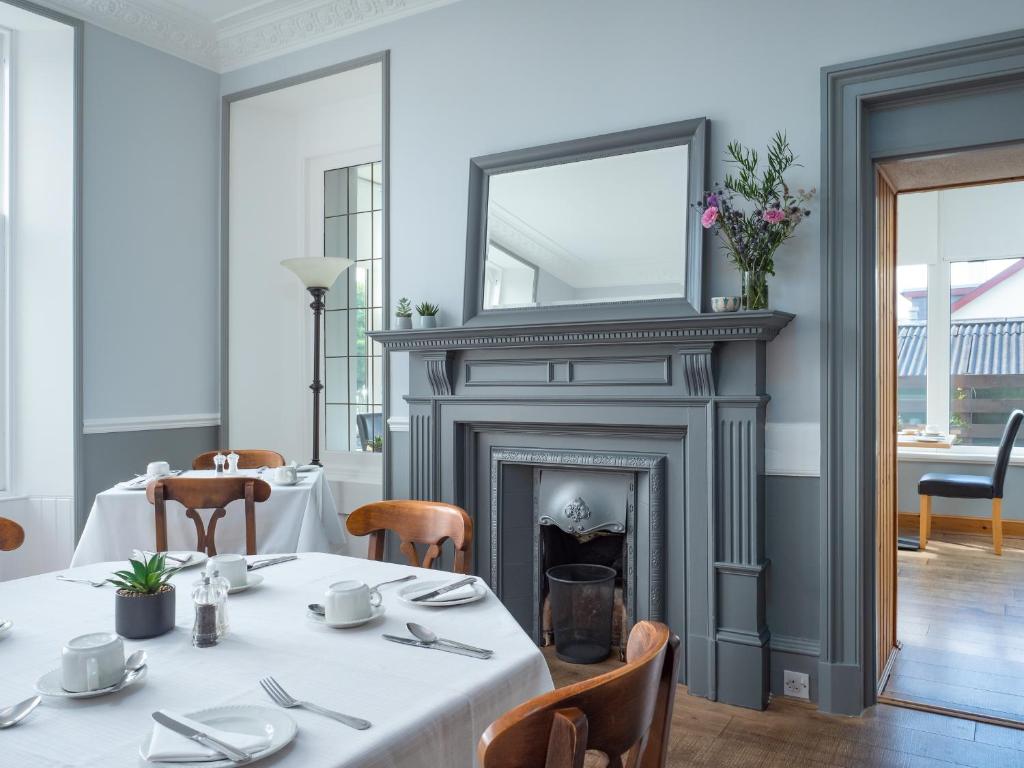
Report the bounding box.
[281,257,354,289]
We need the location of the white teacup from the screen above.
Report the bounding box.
[61,633,125,693]
[325,580,381,624]
[272,466,298,485]
[146,461,171,477]
[209,554,247,588]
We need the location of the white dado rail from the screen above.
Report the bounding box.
[371,310,794,711]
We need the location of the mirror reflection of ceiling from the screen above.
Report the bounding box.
[485,144,688,307]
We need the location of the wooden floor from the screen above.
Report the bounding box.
[545,635,1024,766]
[883,529,1024,725]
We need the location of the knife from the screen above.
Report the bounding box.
[382,634,492,658]
[247,555,298,571]
[151,711,252,764]
[409,576,477,602]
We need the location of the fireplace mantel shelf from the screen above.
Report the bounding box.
[369,310,794,351]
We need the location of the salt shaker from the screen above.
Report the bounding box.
[191,573,226,648]
[226,451,240,475]
[206,566,231,638]
[213,452,226,474]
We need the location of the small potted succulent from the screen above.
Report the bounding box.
[415,301,439,329]
[394,297,413,329]
[111,553,178,639]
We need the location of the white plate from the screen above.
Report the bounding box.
[35,664,147,699]
[307,603,385,628]
[227,573,264,594]
[398,579,487,607]
[139,704,297,768]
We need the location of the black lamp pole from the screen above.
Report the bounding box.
[308,286,327,466]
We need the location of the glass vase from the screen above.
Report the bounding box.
[742,270,769,311]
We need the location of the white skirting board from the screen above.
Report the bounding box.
[0,496,75,581]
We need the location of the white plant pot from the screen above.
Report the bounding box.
[417,315,437,329]
[395,316,412,329]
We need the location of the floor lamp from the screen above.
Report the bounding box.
[281,257,354,466]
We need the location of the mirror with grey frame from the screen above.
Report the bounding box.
[463,118,707,324]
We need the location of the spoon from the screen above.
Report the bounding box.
[308,603,326,616]
[371,575,416,591]
[120,650,147,685]
[406,622,493,657]
[0,618,12,635]
[0,696,40,729]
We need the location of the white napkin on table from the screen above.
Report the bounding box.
[409,580,478,603]
[142,709,270,763]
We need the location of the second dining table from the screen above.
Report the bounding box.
[0,553,554,767]
[71,468,347,567]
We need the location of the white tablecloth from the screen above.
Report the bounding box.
[0,554,553,767]
[72,470,346,567]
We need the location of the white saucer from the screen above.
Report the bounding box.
[227,573,263,594]
[268,477,299,486]
[307,604,385,628]
[139,704,297,768]
[398,579,487,607]
[35,664,147,699]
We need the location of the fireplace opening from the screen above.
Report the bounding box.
[535,467,633,658]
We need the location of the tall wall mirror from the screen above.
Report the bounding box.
[464,119,707,324]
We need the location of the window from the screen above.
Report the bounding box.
[0,28,10,492]
[323,161,383,453]
[896,183,1024,451]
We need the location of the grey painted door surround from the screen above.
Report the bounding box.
[821,28,1024,715]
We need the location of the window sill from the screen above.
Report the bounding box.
[0,493,26,504]
[897,447,1024,466]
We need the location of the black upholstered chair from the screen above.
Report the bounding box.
[917,409,1023,555]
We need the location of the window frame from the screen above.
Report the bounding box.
[0,28,11,495]
[898,254,1024,462]
[304,147,383,483]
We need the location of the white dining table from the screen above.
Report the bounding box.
[71,469,346,567]
[0,553,554,767]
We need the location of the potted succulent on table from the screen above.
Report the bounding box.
[111,553,178,639]
[415,301,439,329]
[394,297,413,330]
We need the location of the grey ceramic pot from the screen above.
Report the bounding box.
[417,315,437,329]
[395,316,412,329]
[115,586,176,639]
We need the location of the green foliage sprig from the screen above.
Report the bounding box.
[415,301,439,316]
[109,553,176,595]
[395,297,412,318]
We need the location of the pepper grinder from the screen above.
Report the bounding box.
[213,452,226,474]
[191,573,226,648]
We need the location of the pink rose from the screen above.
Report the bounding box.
[701,207,719,229]
[762,209,786,224]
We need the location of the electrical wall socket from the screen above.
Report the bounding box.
[783,670,810,700]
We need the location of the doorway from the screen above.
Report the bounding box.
[876,144,1024,725]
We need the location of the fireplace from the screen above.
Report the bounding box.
[372,311,793,709]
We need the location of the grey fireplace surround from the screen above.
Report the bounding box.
[371,311,792,709]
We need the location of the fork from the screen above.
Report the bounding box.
[259,677,371,730]
[56,575,108,588]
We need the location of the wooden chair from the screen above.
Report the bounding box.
[345,500,473,573]
[191,449,286,471]
[146,477,272,556]
[479,621,681,768]
[917,409,1023,555]
[0,517,25,551]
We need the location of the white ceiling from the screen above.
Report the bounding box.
[30,0,463,72]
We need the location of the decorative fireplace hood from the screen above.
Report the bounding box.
[371,309,794,711]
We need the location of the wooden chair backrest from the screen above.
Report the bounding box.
[191,450,286,470]
[0,517,25,552]
[479,621,681,768]
[146,477,272,556]
[345,500,473,573]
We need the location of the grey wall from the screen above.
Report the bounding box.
[79,24,221,523]
[82,24,220,422]
[898,459,1024,519]
[220,0,1024,432]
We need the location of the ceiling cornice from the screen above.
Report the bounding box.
[29,0,461,73]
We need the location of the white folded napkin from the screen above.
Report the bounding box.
[410,581,478,603]
[142,710,270,763]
